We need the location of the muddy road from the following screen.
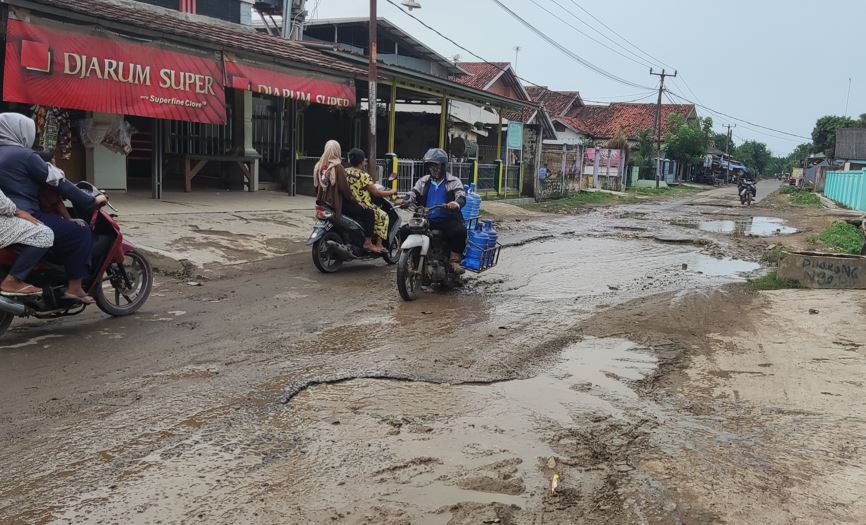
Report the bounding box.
[3,181,865,524]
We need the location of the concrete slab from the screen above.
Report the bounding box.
[110,190,318,275]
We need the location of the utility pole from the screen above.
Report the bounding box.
[723,124,735,184]
[650,68,676,188]
[368,0,378,167]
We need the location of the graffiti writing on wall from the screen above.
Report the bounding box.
[802,258,860,286]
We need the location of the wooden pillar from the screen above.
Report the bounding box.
[439,93,448,149]
[388,81,397,153]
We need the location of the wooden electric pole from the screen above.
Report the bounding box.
[723,124,735,184]
[368,0,378,168]
[650,68,676,188]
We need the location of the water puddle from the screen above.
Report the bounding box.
[674,217,797,236]
[269,338,658,521]
[478,237,758,303]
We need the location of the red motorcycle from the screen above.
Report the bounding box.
[0,182,153,337]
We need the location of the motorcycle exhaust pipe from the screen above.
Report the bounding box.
[324,240,357,261]
[0,295,27,316]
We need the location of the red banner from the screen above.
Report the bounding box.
[224,58,355,108]
[3,19,226,124]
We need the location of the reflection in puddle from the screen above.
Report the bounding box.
[677,217,797,236]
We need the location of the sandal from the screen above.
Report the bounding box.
[62,293,95,305]
[1,284,42,297]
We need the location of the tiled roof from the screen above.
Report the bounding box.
[18,0,365,76]
[560,103,696,140]
[526,86,582,117]
[450,62,510,90]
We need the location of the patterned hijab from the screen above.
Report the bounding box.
[313,140,343,190]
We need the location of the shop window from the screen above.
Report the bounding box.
[252,95,287,165]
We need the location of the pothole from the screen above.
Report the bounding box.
[672,217,797,236]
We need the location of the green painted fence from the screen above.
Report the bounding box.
[824,170,866,211]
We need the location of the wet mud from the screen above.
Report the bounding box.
[3,183,864,523]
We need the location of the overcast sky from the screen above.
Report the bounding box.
[309,0,863,156]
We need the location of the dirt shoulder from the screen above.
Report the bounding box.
[578,284,866,523]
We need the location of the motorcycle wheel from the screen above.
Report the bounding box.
[312,231,343,273]
[383,236,400,265]
[95,249,153,317]
[397,248,421,301]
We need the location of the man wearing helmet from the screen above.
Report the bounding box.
[408,148,467,274]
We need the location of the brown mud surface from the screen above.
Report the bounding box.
[3,181,865,523]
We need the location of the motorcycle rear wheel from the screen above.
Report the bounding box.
[383,236,400,265]
[95,249,153,317]
[397,248,421,301]
[312,231,343,273]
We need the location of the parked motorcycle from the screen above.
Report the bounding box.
[739,179,756,206]
[308,196,402,273]
[0,182,153,337]
[395,203,463,301]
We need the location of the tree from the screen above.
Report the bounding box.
[735,140,771,175]
[786,143,813,172]
[664,114,712,172]
[710,132,735,153]
[812,115,858,156]
[629,128,655,173]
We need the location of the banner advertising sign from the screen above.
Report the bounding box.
[224,57,355,108]
[3,19,227,124]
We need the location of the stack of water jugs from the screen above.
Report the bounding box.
[461,185,498,272]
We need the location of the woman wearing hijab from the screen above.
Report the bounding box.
[313,140,379,253]
[0,113,106,304]
[0,187,53,296]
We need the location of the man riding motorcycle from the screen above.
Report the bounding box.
[407,148,467,274]
[738,173,757,198]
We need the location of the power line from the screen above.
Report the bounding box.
[564,0,675,71]
[664,89,811,141]
[384,0,547,89]
[489,0,654,90]
[583,92,657,104]
[529,0,655,70]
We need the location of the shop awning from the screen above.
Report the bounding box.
[224,55,356,107]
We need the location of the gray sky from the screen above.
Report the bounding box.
[309,0,864,156]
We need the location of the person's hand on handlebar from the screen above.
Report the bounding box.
[94,194,108,207]
[446,201,460,210]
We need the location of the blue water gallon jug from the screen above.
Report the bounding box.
[462,223,486,270]
[482,220,498,266]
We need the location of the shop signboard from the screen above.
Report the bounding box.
[3,18,227,124]
[224,56,356,108]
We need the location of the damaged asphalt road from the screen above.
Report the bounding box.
[2,182,866,524]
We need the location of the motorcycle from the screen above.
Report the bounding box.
[395,203,462,301]
[0,182,153,337]
[739,179,756,206]
[308,195,402,273]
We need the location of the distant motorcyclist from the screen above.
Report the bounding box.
[407,148,467,274]
[738,172,757,197]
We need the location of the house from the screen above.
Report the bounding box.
[559,102,697,148]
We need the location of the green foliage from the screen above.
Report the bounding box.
[735,140,772,175]
[779,186,822,208]
[745,271,802,291]
[808,222,865,254]
[710,132,735,153]
[811,115,864,156]
[762,245,787,264]
[664,114,712,167]
[784,143,813,172]
[765,156,787,177]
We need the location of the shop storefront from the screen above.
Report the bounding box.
[0,2,358,199]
